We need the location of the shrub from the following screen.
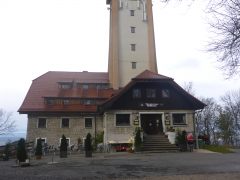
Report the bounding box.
[135,128,142,146]
[3,141,11,157]
[60,134,68,152]
[93,131,104,145]
[175,129,182,143]
[85,133,93,151]
[35,138,42,156]
[17,138,28,162]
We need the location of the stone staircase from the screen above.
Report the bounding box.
[142,134,179,152]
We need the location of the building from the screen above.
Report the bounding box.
[18,0,206,149]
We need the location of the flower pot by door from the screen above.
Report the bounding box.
[60,151,67,158]
[85,151,92,157]
[135,146,141,152]
[180,144,188,152]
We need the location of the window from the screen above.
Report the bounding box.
[83,85,88,89]
[38,118,46,128]
[47,100,54,105]
[62,118,69,128]
[172,114,186,125]
[85,100,91,105]
[130,10,134,16]
[97,85,101,89]
[131,44,136,51]
[131,27,135,33]
[36,138,46,146]
[133,89,141,98]
[116,114,131,126]
[63,100,69,105]
[147,89,156,98]
[162,89,169,98]
[85,118,92,128]
[61,84,68,89]
[132,62,136,69]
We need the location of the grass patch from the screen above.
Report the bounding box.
[203,145,235,153]
[218,145,240,150]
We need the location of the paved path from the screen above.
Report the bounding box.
[1,150,240,179]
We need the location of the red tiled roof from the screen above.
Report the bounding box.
[18,71,114,113]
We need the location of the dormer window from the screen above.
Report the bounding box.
[47,100,54,105]
[63,100,69,105]
[61,84,68,89]
[83,85,88,89]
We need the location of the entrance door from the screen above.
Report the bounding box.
[141,114,162,135]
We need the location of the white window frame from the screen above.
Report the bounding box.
[114,112,132,127]
[37,117,47,128]
[61,117,70,128]
[60,138,70,146]
[36,138,46,146]
[84,117,93,128]
[171,112,188,126]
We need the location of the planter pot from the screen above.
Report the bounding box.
[3,156,9,161]
[127,150,131,153]
[180,144,188,152]
[85,151,92,157]
[35,155,42,160]
[135,146,141,152]
[60,151,67,158]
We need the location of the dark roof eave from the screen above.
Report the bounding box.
[131,78,173,81]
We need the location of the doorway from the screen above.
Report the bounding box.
[140,114,163,135]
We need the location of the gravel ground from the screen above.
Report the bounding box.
[0,149,239,180]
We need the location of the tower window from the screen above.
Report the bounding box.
[131,44,136,51]
[131,27,135,33]
[130,10,134,16]
[132,62,136,69]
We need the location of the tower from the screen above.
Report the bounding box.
[107,0,158,90]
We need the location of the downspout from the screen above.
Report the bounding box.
[95,113,96,143]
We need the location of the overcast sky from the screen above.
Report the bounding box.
[0,0,239,135]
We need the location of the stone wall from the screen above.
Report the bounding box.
[103,109,195,145]
[27,114,103,147]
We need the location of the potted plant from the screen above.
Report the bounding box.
[85,133,93,157]
[3,141,11,161]
[135,128,142,152]
[17,138,28,162]
[60,134,68,158]
[180,130,188,151]
[35,138,42,159]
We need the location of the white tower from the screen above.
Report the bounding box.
[107,0,158,90]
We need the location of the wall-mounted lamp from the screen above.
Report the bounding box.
[136,113,139,120]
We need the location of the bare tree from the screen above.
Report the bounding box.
[195,97,219,144]
[220,89,240,144]
[182,81,196,96]
[0,109,17,135]
[205,0,240,79]
[160,0,240,78]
